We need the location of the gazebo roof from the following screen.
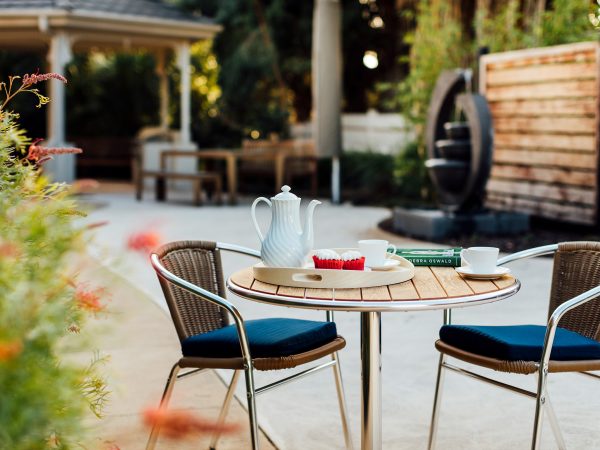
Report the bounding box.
[0,0,213,25]
[0,0,220,48]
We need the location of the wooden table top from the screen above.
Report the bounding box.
[227,266,519,311]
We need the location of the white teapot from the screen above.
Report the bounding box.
[251,185,321,267]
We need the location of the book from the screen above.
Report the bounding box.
[394,248,462,267]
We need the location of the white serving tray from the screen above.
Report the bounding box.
[253,248,415,289]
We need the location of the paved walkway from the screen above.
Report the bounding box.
[79,186,600,450]
[78,258,276,450]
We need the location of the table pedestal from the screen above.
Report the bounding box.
[361,311,382,450]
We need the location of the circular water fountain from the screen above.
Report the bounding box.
[424,69,493,213]
[392,67,529,239]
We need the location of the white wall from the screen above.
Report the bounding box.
[292,110,414,155]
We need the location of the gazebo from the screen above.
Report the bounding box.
[0,0,220,181]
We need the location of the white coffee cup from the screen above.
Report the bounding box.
[358,239,397,267]
[461,247,499,274]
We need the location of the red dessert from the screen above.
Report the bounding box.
[312,249,343,270]
[341,251,365,270]
[343,256,365,270]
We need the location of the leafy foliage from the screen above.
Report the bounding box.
[397,2,468,134]
[66,52,160,137]
[539,0,596,46]
[0,77,105,449]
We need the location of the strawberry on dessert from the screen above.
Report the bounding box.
[312,249,343,270]
[341,250,366,270]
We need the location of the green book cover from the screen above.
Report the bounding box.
[394,248,462,267]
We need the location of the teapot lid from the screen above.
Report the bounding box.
[272,185,299,201]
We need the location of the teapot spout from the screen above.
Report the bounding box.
[302,199,322,252]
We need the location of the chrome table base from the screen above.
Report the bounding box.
[361,311,382,450]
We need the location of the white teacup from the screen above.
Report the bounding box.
[358,239,397,267]
[461,247,499,274]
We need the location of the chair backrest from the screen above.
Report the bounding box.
[549,241,600,341]
[154,240,230,341]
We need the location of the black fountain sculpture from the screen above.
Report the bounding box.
[393,68,529,240]
[425,69,492,213]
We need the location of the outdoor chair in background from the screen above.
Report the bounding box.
[428,242,600,450]
[147,240,353,450]
[133,142,223,206]
[239,138,318,196]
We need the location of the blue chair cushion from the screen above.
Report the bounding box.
[439,324,600,361]
[182,318,338,358]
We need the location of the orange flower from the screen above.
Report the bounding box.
[26,138,82,162]
[0,242,20,259]
[72,178,100,193]
[75,285,106,313]
[0,340,23,361]
[127,230,162,254]
[143,407,240,440]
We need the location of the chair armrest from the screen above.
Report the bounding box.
[539,284,600,369]
[445,244,558,326]
[150,254,254,363]
[217,242,261,258]
[496,244,559,266]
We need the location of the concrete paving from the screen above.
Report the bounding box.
[76,259,276,450]
[79,188,600,450]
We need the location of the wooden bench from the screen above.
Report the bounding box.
[136,170,222,206]
[239,139,318,195]
[134,149,223,206]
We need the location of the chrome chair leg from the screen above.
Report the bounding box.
[545,394,566,450]
[531,368,549,450]
[146,362,181,450]
[243,363,260,450]
[331,351,354,450]
[209,370,241,450]
[428,353,446,450]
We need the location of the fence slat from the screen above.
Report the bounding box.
[494,116,596,134]
[493,149,596,169]
[491,164,596,187]
[486,62,597,86]
[489,99,597,116]
[487,179,596,205]
[486,80,597,101]
[486,195,596,224]
[494,132,596,152]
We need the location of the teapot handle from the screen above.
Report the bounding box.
[251,197,272,243]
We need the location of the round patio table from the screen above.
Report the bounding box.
[227,265,520,450]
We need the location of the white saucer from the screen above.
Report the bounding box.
[367,259,401,271]
[456,266,511,280]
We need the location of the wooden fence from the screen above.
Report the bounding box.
[480,41,599,225]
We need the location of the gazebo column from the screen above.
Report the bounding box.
[176,41,192,146]
[171,41,196,184]
[156,49,169,130]
[45,31,73,182]
[312,0,342,204]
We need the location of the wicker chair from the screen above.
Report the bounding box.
[146,240,353,450]
[428,242,600,450]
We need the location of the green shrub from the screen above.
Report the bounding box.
[393,141,433,207]
[340,151,396,205]
[0,75,106,449]
[398,1,469,137]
